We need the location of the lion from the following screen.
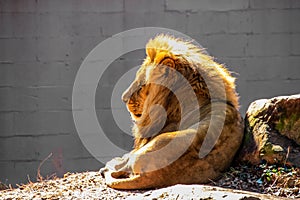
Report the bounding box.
[100,34,244,189]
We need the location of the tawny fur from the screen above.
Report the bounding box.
[100,35,244,189]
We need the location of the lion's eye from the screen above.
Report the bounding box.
[160,58,175,68]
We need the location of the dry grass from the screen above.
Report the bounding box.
[0,162,299,199]
[210,162,300,199]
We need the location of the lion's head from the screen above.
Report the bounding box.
[122,34,239,149]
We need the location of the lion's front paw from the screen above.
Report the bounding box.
[111,170,130,179]
[101,155,134,181]
[100,167,108,178]
[100,166,131,181]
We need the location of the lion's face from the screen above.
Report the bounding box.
[122,52,198,146]
[122,57,177,118]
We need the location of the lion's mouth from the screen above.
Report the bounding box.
[130,112,142,124]
[132,113,142,122]
[134,114,142,118]
[127,99,144,123]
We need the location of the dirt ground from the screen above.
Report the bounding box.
[0,162,299,199]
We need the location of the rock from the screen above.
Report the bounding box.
[127,184,288,200]
[238,94,300,167]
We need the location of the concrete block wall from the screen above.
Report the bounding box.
[0,0,299,185]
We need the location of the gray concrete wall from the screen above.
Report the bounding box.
[0,0,299,185]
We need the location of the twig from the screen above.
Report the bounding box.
[208,178,217,185]
[284,146,290,166]
[37,153,53,182]
[269,176,279,190]
[27,174,32,184]
[46,173,57,180]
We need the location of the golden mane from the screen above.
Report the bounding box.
[144,34,239,109]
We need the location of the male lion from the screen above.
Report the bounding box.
[100,35,244,189]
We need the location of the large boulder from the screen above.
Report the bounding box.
[238,94,300,167]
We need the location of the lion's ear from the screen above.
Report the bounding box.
[160,58,175,68]
[146,48,156,62]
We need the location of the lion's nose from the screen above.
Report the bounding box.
[122,81,140,103]
[122,91,130,103]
